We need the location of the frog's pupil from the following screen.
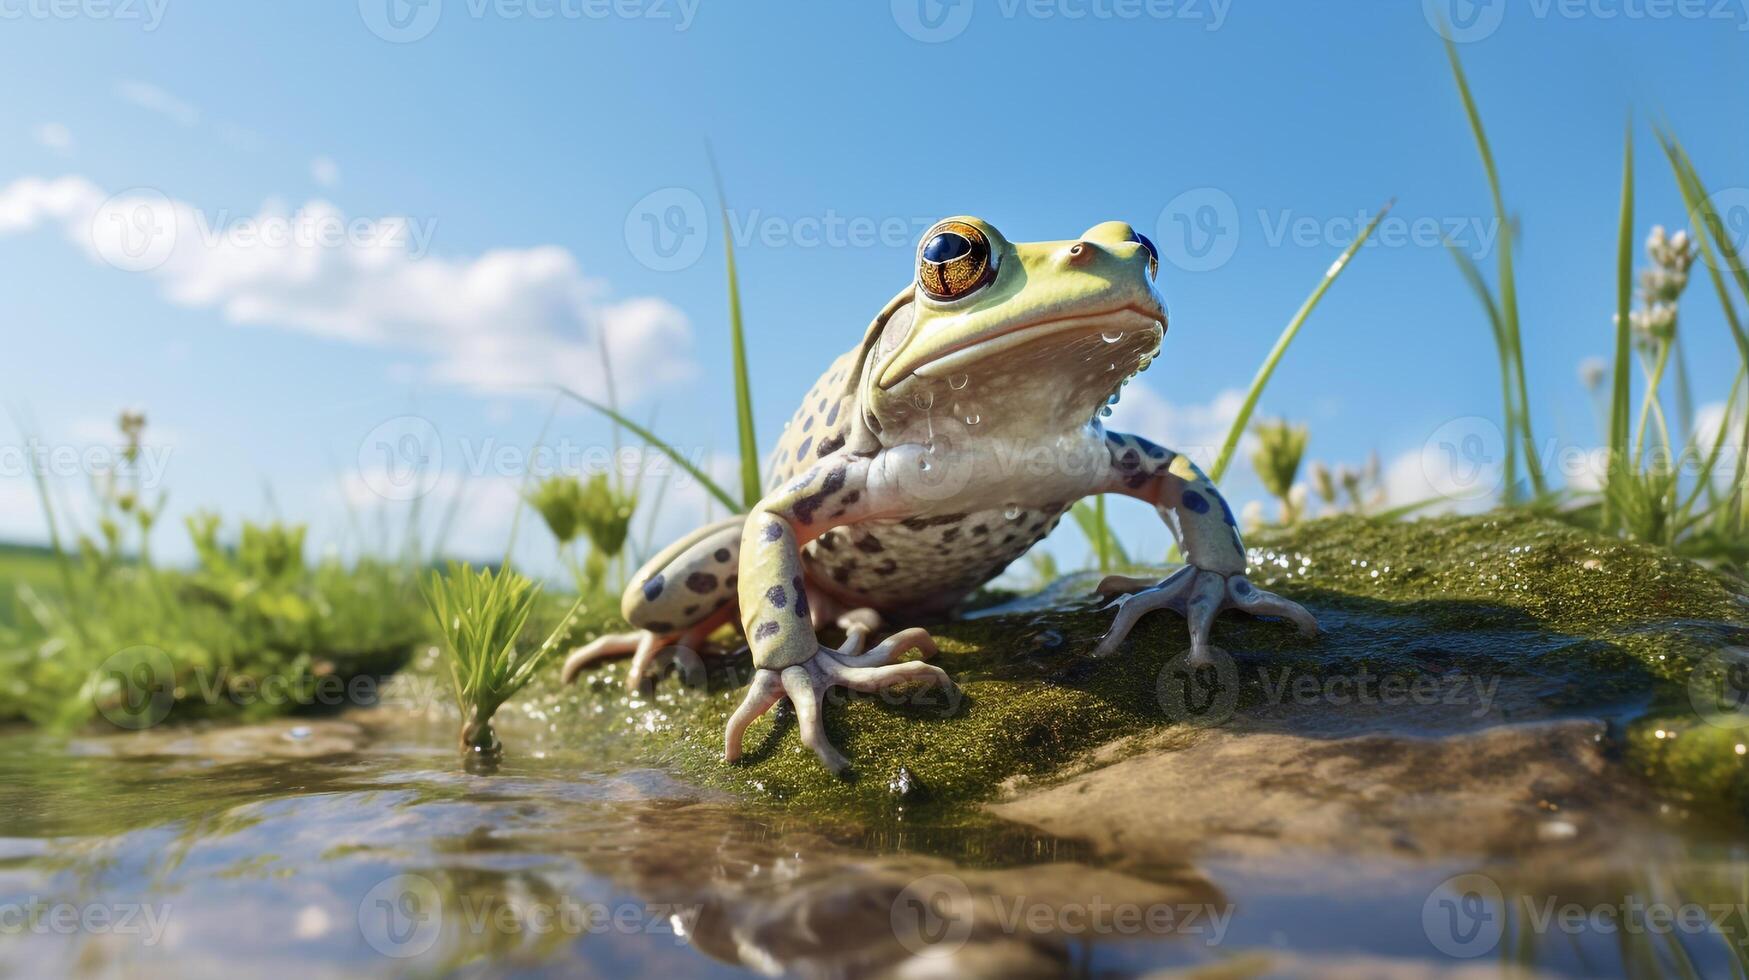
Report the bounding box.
[1130,230,1159,262]
[923,232,971,263]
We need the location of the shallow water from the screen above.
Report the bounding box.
[2,711,1746,979]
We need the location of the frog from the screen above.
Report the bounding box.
[561,216,1319,774]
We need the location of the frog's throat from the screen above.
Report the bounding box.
[876,304,1163,389]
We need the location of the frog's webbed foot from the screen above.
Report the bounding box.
[723,628,948,775]
[1092,566,1318,664]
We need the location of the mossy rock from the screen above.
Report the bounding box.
[505,512,1749,821]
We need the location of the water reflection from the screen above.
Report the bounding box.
[0,716,1744,978]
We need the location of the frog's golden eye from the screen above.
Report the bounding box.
[917,221,995,301]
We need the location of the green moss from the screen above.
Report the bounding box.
[498,512,1749,820]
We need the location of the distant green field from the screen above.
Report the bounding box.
[0,543,65,625]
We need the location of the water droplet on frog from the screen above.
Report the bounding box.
[919,458,933,472]
[964,413,981,425]
[1100,406,1113,417]
[1102,330,1125,343]
[912,391,934,410]
[948,374,969,390]
[1107,393,1120,406]
[1004,505,1022,520]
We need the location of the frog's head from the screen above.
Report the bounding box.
[848,216,1167,447]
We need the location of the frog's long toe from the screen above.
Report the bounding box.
[1092,567,1318,663]
[723,636,952,774]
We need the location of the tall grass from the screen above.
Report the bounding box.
[1442,35,1545,501]
[1207,203,1393,483]
[1607,121,1637,526]
[708,151,765,508]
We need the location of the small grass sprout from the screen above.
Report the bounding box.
[423,561,584,760]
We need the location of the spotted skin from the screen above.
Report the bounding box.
[737,456,882,671]
[620,516,742,632]
[574,215,1321,777]
[1100,431,1246,575]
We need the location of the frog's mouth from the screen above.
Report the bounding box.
[878,304,1164,388]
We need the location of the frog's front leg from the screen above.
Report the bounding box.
[1090,432,1319,663]
[723,454,951,774]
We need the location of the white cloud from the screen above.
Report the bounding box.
[310,156,339,188]
[116,80,200,128]
[33,123,72,153]
[0,175,695,403]
[1381,447,1498,516]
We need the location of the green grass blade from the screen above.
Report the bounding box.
[1608,121,1636,523]
[707,150,763,508]
[555,385,741,513]
[1658,131,1749,361]
[1210,201,1393,482]
[1448,244,1521,494]
[1677,367,1742,524]
[1444,34,1544,495]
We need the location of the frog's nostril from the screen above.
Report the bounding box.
[1066,241,1096,266]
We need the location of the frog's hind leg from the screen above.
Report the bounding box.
[560,516,745,691]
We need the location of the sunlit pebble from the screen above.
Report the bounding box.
[1538,820,1578,842]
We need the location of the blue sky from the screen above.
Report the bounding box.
[1,0,1746,573]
